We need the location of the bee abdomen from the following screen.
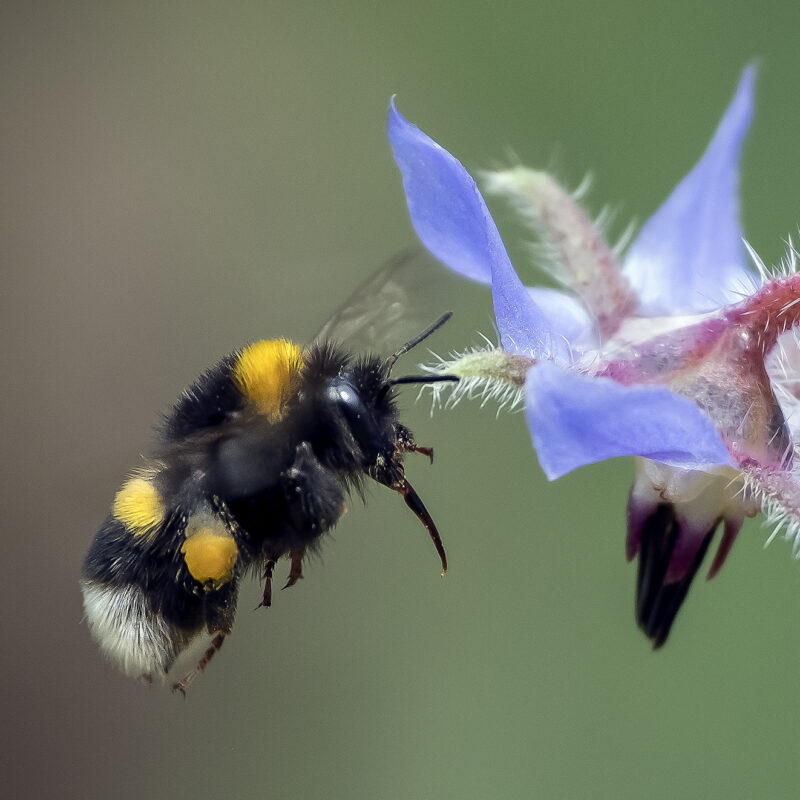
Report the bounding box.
[80,581,185,680]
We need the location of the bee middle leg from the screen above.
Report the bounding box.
[257,558,277,609]
[282,547,305,590]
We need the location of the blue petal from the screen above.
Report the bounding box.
[388,100,569,361]
[526,287,595,353]
[623,66,757,315]
[526,363,733,480]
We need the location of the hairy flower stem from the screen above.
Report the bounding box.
[727,273,800,354]
[423,348,534,410]
[486,167,636,337]
[442,349,533,386]
[741,460,800,556]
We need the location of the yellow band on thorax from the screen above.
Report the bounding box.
[233,339,303,421]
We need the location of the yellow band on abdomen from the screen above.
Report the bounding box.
[181,522,239,586]
[112,476,166,538]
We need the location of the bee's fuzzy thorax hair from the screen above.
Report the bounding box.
[233,339,303,422]
[302,342,397,414]
[160,352,242,443]
[300,340,349,383]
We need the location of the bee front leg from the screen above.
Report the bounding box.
[395,424,434,463]
[405,443,434,463]
[278,441,345,594]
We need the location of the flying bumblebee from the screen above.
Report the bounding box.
[81,252,458,692]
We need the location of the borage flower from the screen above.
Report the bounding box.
[388,67,800,646]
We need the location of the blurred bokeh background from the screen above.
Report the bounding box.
[4,2,800,798]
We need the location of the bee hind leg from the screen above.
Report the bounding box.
[171,631,228,695]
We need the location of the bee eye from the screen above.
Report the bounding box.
[329,384,357,411]
[325,378,366,419]
[326,378,380,445]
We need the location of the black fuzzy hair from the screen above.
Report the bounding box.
[159,353,244,443]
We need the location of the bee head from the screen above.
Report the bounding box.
[323,366,392,463]
[302,313,457,475]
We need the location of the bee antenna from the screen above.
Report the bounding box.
[377,374,458,403]
[388,375,459,388]
[383,312,453,373]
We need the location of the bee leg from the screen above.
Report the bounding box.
[396,425,435,464]
[282,547,305,590]
[406,444,434,464]
[172,631,228,695]
[257,558,277,609]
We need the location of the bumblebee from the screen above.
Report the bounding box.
[81,254,457,692]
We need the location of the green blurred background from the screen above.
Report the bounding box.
[4,2,800,798]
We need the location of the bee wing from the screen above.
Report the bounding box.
[313,248,483,356]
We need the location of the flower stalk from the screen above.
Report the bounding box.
[486,167,636,337]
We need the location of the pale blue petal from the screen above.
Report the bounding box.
[526,363,733,480]
[388,100,569,361]
[526,287,596,353]
[623,66,757,315]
